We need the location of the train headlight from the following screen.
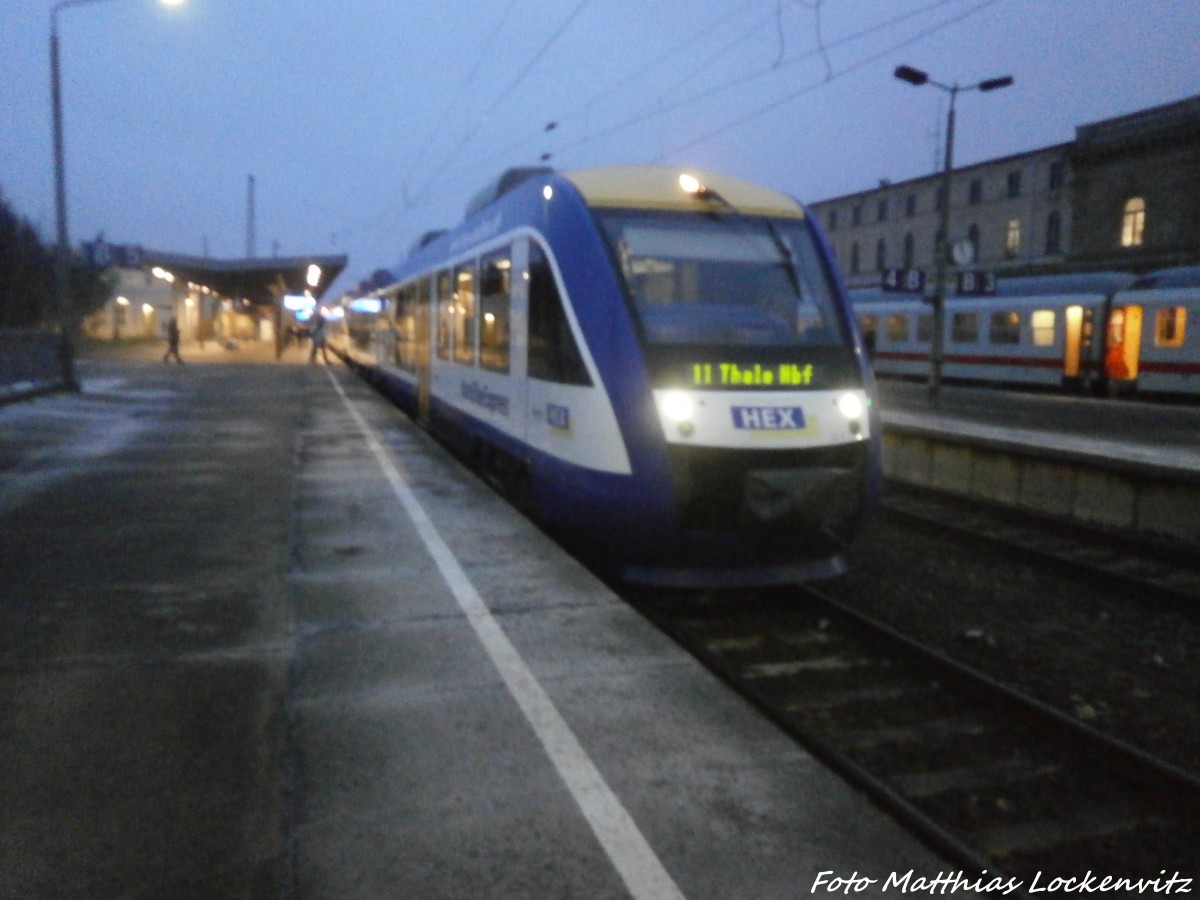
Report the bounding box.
[660,390,695,424]
[837,392,864,420]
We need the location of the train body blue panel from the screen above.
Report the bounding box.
[337,166,881,586]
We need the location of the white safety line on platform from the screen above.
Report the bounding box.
[326,371,686,900]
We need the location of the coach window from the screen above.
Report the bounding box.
[480,249,511,373]
[886,314,909,343]
[436,269,453,361]
[917,313,933,343]
[528,242,590,385]
[1154,307,1187,348]
[1031,310,1056,347]
[989,310,1020,344]
[453,262,477,365]
[1121,197,1145,247]
[396,282,419,372]
[952,312,979,343]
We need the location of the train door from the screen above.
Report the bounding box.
[416,276,432,426]
[1063,305,1084,378]
[1105,304,1143,385]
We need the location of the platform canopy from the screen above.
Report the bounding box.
[137,250,348,306]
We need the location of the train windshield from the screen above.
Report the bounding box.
[596,209,847,349]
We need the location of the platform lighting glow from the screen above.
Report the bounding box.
[160,0,186,6]
[142,303,154,314]
[660,390,695,424]
[116,296,129,306]
[837,393,864,420]
[543,185,554,201]
[306,264,322,287]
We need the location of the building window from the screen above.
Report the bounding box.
[1154,307,1187,348]
[878,199,889,222]
[852,205,862,227]
[1005,219,1021,258]
[1121,197,1146,247]
[903,233,915,269]
[1031,309,1056,347]
[850,242,860,274]
[1049,160,1066,191]
[968,224,980,260]
[905,194,917,218]
[935,186,946,211]
[1007,170,1022,198]
[828,209,838,231]
[875,238,887,271]
[968,178,982,205]
[1045,211,1062,255]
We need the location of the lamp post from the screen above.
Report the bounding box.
[893,65,1013,408]
[50,0,186,391]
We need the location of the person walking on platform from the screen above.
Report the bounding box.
[163,314,184,364]
[308,310,329,365]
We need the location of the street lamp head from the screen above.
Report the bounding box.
[160,0,186,5]
[894,65,928,87]
[979,75,1014,92]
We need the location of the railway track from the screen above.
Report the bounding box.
[878,486,1200,609]
[630,585,1200,888]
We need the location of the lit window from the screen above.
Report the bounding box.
[1154,307,1187,348]
[1031,310,1056,346]
[886,314,909,343]
[1121,197,1146,247]
[1005,219,1021,258]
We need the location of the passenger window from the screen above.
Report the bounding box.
[528,242,590,385]
[453,262,477,366]
[989,310,1020,345]
[1154,307,1187,348]
[886,314,909,343]
[480,249,511,373]
[396,282,419,372]
[436,270,452,361]
[1031,310,1056,347]
[916,314,933,343]
[952,312,980,343]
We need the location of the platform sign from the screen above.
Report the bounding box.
[881,268,925,293]
[82,241,143,269]
[956,270,997,296]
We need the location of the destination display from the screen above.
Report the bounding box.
[691,361,815,387]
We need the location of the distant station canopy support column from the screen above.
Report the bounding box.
[893,64,1013,408]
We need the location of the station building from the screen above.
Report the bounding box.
[809,92,1200,289]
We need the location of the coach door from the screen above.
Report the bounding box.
[1105,304,1143,384]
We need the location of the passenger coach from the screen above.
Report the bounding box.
[335,165,880,586]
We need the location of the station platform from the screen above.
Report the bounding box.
[874,380,1200,545]
[0,340,943,898]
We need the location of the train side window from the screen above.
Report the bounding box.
[436,270,453,361]
[917,313,933,343]
[480,248,511,373]
[453,262,477,366]
[1154,307,1187,348]
[885,313,909,343]
[989,310,1020,344]
[952,312,979,343]
[396,282,419,372]
[528,242,590,385]
[1031,309,1056,347]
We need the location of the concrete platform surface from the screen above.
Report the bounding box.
[1,342,945,898]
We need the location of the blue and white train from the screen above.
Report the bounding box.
[333,166,880,586]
